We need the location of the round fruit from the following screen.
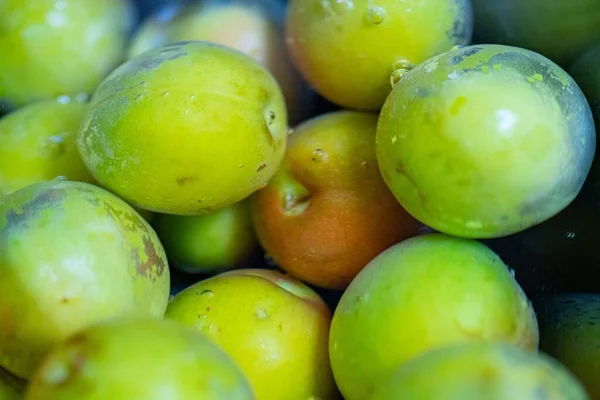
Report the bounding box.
[25,318,254,400]
[77,41,288,215]
[128,0,312,123]
[166,269,337,400]
[251,111,426,289]
[0,0,135,108]
[154,200,259,274]
[376,44,596,239]
[371,342,588,400]
[0,96,94,196]
[538,294,600,399]
[0,180,170,378]
[330,233,538,400]
[286,0,473,110]
[472,0,600,67]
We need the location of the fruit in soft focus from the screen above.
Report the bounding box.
[128,1,312,123]
[0,96,94,196]
[330,233,538,400]
[77,41,288,215]
[0,368,23,400]
[154,200,259,274]
[166,269,337,400]
[377,44,596,239]
[472,0,600,67]
[484,196,600,298]
[286,0,473,110]
[251,111,426,289]
[25,318,254,400]
[370,342,588,400]
[537,294,600,399]
[0,181,170,378]
[0,0,135,108]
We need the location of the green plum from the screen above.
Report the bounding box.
[472,0,600,67]
[0,181,170,378]
[371,343,588,400]
[0,0,135,108]
[0,96,94,196]
[77,41,288,215]
[377,44,596,239]
[154,200,259,274]
[128,0,313,123]
[286,0,473,110]
[537,294,600,399]
[329,233,538,400]
[25,318,254,400]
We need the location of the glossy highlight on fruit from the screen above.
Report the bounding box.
[0,96,94,196]
[0,181,170,378]
[0,0,135,108]
[25,318,254,400]
[330,233,538,400]
[370,343,588,400]
[251,111,426,289]
[286,0,473,110]
[166,269,337,400]
[77,41,288,215]
[128,0,312,123]
[473,0,600,67]
[538,294,600,399]
[377,44,596,239]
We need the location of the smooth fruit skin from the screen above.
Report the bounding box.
[251,111,426,289]
[472,0,600,67]
[25,318,254,400]
[0,0,135,108]
[537,294,600,399]
[128,0,313,123]
[329,233,538,400]
[0,181,170,378]
[376,44,596,239]
[165,269,338,400]
[0,96,94,196]
[285,0,473,110]
[370,343,589,400]
[154,200,259,274]
[77,41,288,215]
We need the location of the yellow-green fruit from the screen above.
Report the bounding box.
[128,1,312,123]
[166,269,337,400]
[285,0,473,110]
[330,233,538,400]
[77,41,288,215]
[377,44,596,239]
[0,96,94,196]
[538,294,600,399]
[25,318,254,400]
[155,200,259,274]
[370,343,589,400]
[0,0,135,108]
[0,181,170,379]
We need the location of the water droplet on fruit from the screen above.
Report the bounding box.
[312,149,326,162]
[509,268,516,278]
[390,69,409,88]
[53,175,68,181]
[189,95,196,100]
[200,290,213,297]
[366,6,386,24]
[162,91,170,96]
[256,308,269,320]
[135,94,143,101]
[57,95,71,104]
[265,110,276,125]
[74,92,88,102]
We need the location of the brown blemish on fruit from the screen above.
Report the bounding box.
[102,201,149,234]
[133,236,166,279]
[176,176,197,186]
[257,163,267,172]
